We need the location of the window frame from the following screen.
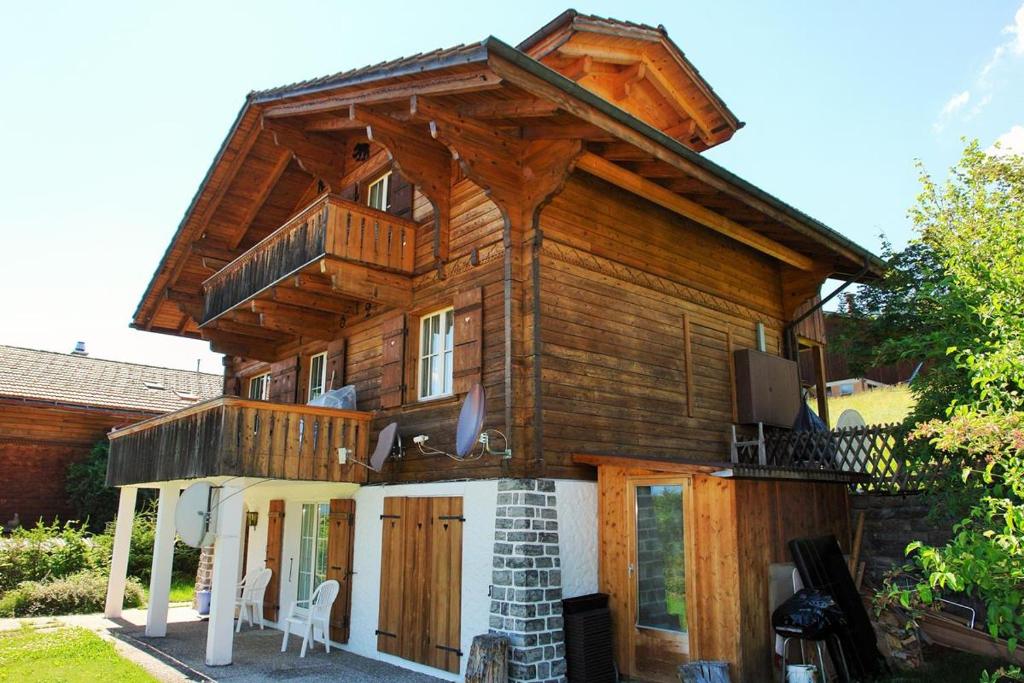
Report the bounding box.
[416,306,455,402]
[366,171,391,212]
[248,372,270,401]
[308,352,327,402]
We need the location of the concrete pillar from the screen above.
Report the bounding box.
[206,485,243,666]
[146,483,179,637]
[104,486,138,619]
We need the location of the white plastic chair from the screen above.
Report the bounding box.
[235,567,272,632]
[280,579,340,657]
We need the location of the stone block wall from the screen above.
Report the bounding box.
[193,544,215,609]
[489,479,566,683]
[850,492,954,583]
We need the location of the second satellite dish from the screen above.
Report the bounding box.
[175,482,219,548]
[369,422,401,472]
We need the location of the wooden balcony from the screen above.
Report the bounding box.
[106,397,372,486]
[201,193,415,326]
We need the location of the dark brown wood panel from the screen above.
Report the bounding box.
[263,499,285,621]
[326,498,356,643]
[452,287,483,394]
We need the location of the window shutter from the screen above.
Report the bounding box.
[429,497,464,673]
[326,338,347,391]
[377,497,404,656]
[389,172,413,220]
[269,356,299,404]
[379,313,406,408]
[326,499,356,643]
[453,287,483,394]
[262,500,285,621]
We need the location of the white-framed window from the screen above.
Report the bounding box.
[418,307,454,400]
[308,352,327,401]
[367,172,391,212]
[248,373,270,400]
[296,502,330,604]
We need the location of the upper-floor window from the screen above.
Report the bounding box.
[308,352,327,401]
[248,372,270,400]
[367,172,391,212]
[419,307,454,400]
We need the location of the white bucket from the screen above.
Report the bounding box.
[786,664,819,683]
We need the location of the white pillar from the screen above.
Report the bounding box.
[206,485,243,666]
[104,486,138,618]
[146,483,179,637]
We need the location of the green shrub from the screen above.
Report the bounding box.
[65,442,119,532]
[0,520,105,592]
[0,571,144,617]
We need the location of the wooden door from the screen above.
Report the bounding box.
[626,477,695,682]
[377,497,405,655]
[326,498,356,643]
[263,499,285,621]
[428,497,463,672]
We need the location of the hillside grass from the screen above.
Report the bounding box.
[0,625,155,682]
[818,385,916,428]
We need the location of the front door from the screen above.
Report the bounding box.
[627,478,694,682]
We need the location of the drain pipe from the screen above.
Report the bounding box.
[783,260,871,362]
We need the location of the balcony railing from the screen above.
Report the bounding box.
[202,194,416,323]
[106,396,372,486]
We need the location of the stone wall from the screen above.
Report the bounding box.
[193,544,215,609]
[489,479,566,683]
[850,492,954,583]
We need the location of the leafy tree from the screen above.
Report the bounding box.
[65,442,118,532]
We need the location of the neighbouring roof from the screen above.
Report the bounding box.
[0,345,222,414]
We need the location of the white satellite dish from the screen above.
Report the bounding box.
[834,409,868,472]
[175,482,219,548]
[352,421,402,472]
[413,383,511,461]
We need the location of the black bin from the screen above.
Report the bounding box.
[562,593,616,682]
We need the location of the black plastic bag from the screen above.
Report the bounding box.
[772,588,847,639]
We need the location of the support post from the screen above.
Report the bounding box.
[206,485,244,666]
[104,486,138,619]
[146,483,179,637]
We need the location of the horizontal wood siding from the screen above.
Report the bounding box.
[106,397,371,486]
[539,175,785,476]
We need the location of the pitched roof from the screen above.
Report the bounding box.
[0,345,222,414]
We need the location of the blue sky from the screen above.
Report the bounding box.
[1,2,1021,372]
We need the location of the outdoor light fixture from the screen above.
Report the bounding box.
[246,511,259,528]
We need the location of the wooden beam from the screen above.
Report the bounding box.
[319,257,413,309]
[562,54,593,81]
[262,119,346,189]
[304,117,375,132]
[575,152,815,270]
[201,256,229,271]
[459,99,559,119]
[257,313,337,341]
[268,287,360,315]
[263,70,502,119]
[190,240,240,263]
[638,51,717,143]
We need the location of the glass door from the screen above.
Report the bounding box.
[628,477,692,682]
[296,502,330,604]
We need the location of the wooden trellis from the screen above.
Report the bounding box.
[732,423,950,493]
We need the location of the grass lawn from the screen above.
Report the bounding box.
[0,625,155,682]
[168,575,195,603]
[818,385,917,428]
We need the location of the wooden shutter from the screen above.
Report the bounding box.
[325,338,347,391]
[326,499,356,643]
[389,172,413,220]
[376,496,463,673]
[263,500,285,621]
[377,497,405,655]
[429,497,464,673]
[379,313,406,408]
[453,288,483,394]
[269,356,299,404]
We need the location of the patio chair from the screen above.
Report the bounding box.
[235,566,273,632]
[280,579,340,657]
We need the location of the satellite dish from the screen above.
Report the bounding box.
[836,409,866,431]
[835,409,868,473]
[456,384,486,459]
[369,422,401,472]
[175,482,219,548]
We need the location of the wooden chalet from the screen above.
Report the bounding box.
[104,10,885,683]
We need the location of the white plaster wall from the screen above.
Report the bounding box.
[345,479,498,681]
[554,479,599,598]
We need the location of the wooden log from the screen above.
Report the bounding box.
[465,634,508,683]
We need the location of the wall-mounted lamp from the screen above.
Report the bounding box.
[246,511,259,528]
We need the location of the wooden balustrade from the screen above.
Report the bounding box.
[202,194,415,323]
[106,396,371,486]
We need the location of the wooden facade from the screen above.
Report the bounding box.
[109,10,886,680]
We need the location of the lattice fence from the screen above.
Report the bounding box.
[733,423,952,493]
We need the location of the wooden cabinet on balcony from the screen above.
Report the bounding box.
[199,194,416,352]
[106,397,372,486]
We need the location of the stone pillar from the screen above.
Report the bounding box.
[104,486,137,619]
[489,479,565,683]
[193,545,215,609]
